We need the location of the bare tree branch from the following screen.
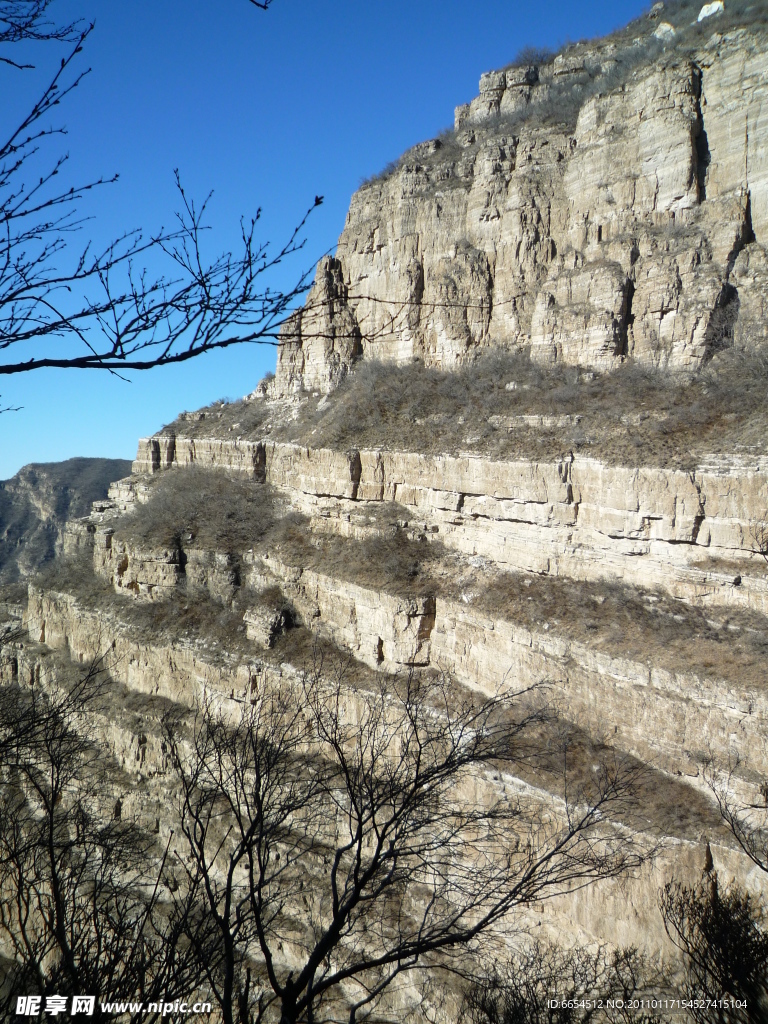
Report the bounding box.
[660,875,768,1024]
[705,754,768,877]
[165,665,651,1024]
[0,3,319,386]
[0,637,204,1023]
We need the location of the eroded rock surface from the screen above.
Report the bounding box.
[276,23,768,390]
[6,7,768,1009]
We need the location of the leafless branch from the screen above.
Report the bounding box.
[165,664,651,1024]
[0,7,320,385]
[705,753,768,877]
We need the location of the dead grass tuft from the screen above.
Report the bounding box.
[276,527,443,599]
[473,570,768,690]
[161,394,270,441]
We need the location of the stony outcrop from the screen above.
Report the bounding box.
[132,437,768,612]
[248,553,435,669]
[6,6,768,1013]
[0,458,131,586]
[275,20,768,390]
[18,440,745,846]
[14,586,768,958]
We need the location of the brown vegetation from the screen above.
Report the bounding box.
[157,345,768,471]
[472,569,768,692]
[275,527,444,598]
[267,349,768,470]
[116,467,282,554]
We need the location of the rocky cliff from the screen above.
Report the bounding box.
[276,0,768,392]
[4,2,768,1018]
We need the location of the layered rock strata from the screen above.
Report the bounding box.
[276,22,768,390]
[12,420,768,998]
[11,588,766,958]
[132,436,768,612]
[7,5,768,1007]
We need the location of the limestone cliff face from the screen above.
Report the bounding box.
[276,20,768,391]
[132,437,768,613]
[17,584,767,958]
[7,7,768,999]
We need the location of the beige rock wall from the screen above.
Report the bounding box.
[132,435,266,478]
[431,596,768,784]
[92,527,240,604]
[76,496,766,794]
[93,530,183,598]
[274,28,767,389]
[11,591,768,959]
[24,586,274,708]
[134,437,768,612]
[249,554,434,670]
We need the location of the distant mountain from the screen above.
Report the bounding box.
[0,458,131,590]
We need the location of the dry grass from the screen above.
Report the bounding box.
[509,715,725,840]
[160,396,270,440]
[266,348,768,470]
[662,0,768,34]
[471,569,768,690]
[275,527,443,599]
[149,347,768,472]
[116,468,285,555]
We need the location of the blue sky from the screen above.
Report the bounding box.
[0,0,649,479]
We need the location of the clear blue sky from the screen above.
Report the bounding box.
[0,0,649,479]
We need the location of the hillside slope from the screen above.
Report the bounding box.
[3,2,768,1020]
[0,458,131,591]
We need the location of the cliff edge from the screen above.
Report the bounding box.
[276,0,768,393]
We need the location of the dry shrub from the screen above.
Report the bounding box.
[117,468,281,555]
[161,393,270,440]
[272,347,768,468]
[505,45,556,69]
[0,581,29,607]
[277,526,442,598]
[34,550,113,603]
[475,571,768,689]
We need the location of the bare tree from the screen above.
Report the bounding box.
[659,874,768,1024]
[705,755,768,878]
[749,521,768,567]
[0,1,79,56]
[0,1,318,394]
[460,940,665,1024]
[0,652,202,1023]
[164,665,651,1024]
